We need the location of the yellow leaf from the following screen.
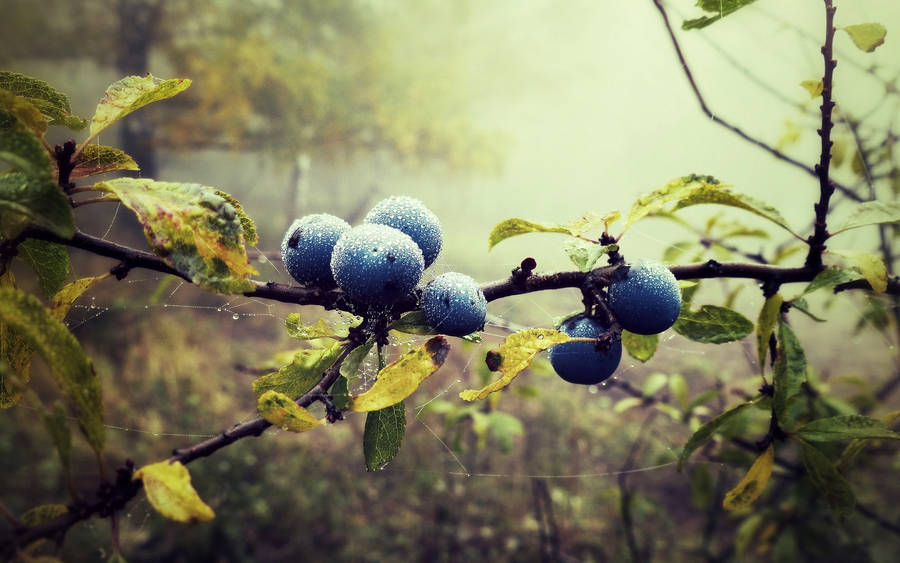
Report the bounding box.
[756,294,783,374]
[799,80,823,99]
[257,391,323,432]
[460,329,571,401]
[351,336,449,412]
[832,250,888,293]
[51,274,109,322]
[723,444,774,511]
[842,23,887,53]
[134,460,215,523]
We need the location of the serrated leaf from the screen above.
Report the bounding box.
[89,75,191,138]
[624,175,718,233]
[21,504,68,526]
[50,274,109,322]
[252,342,344,399]
[797,414,900,442]
[723,444,773,511]
[622,330,658,362]
[18,239,69,297]
[285,313,334,340]
[683,0,760,30]
[214,190,257,246]
[800,442,855,516]
[0,173,74,239]
[351,336,449,412]
[671,185,797,237]
[773,321,806,427]
[94,178,256,293]
[802,267,858,295]
[364,402,406,471]
[133,460,215,523]
[842,23,887,53]
[643,372,668,397]
[0,109,51,179]
[0,88,48,134]
[756,294,783,373]
[800,80,824,99]
[340,340,374,385]
[460,329,571,401]
[673,305,753,344]
[564,239,617,272]
[0,71,86,130]
[0,288,103,452]
[833,201,900,234]
[678,402,753,470]
[488,211,617,250]
[257,390,323,432]
[831,250,887,293]
[65,144,139,179]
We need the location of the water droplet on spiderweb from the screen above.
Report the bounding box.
[588,385,598,394]
[232,313,240,320]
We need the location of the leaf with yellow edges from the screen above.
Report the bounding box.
[723,444,774,510]
[460,329,571,401]
[51,274,109,322]
[89,75,191,139]
[351,337,449,412]
[257,391,323,432]
[134,460,215,523]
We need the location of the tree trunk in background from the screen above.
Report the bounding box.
[115,0,162,178]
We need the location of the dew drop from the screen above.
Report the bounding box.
[232,313,240,320]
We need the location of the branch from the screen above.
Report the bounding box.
[805,0,838,270]
[649,0,862,203]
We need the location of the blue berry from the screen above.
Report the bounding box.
[550,315,622,385]
[330,224,424,305]
[281,214,350,288]
[364,196,442,268]
[607,259,681,335]
[422,272,487,337]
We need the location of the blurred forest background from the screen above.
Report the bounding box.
[2,0,900,561]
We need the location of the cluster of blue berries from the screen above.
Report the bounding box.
[281,196,487,337]
[550,260,681,385]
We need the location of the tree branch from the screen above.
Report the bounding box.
[805,0,838,269]
[649,0,862,203]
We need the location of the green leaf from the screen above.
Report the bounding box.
[94,178,257,293]
[800,80,824,99]
[41,402,72,485]
[673,305,754,344]
[340,340,374,386]
[669,373,689,409]
[252,342,345,399]
[756,294,783,373]
[487,211,618,250]
[389,310,480,342]
[50,275,109,322]
[678,402,753,470]
[214,190,257,246]
[0,71,87,130]
[802,267,858,296]
[682,0,759,30]
[670,185,797,237]
[837,411,900,471]
[772,321,806,427]
[363,402,406,471]
[622,330,658,363]
[831,249,887,293]
[0,288,103,452]
[841,23,887,53]
[0,88,49,134]
[0,273,30,408]
[257,390,323,432]
[18,239,69,297]
[66,144,139,179]
[0,109,51,179]
[564,239,617,272]
[800,442,855,517]
[624,175,717,233]
[488,411,524,452]
[0,173,74,239]
[790,297,826,323]
[460,329,572,401]
[351,336,450,412]
[133,460,215,523]
[613,396,643,414]
[723,444,774,511]
[330,375,351,411]
[285,313,335,340]
[642,372,668,397]
[833,201,900,234]
[796,415,900,442]
[89,75,191,139]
